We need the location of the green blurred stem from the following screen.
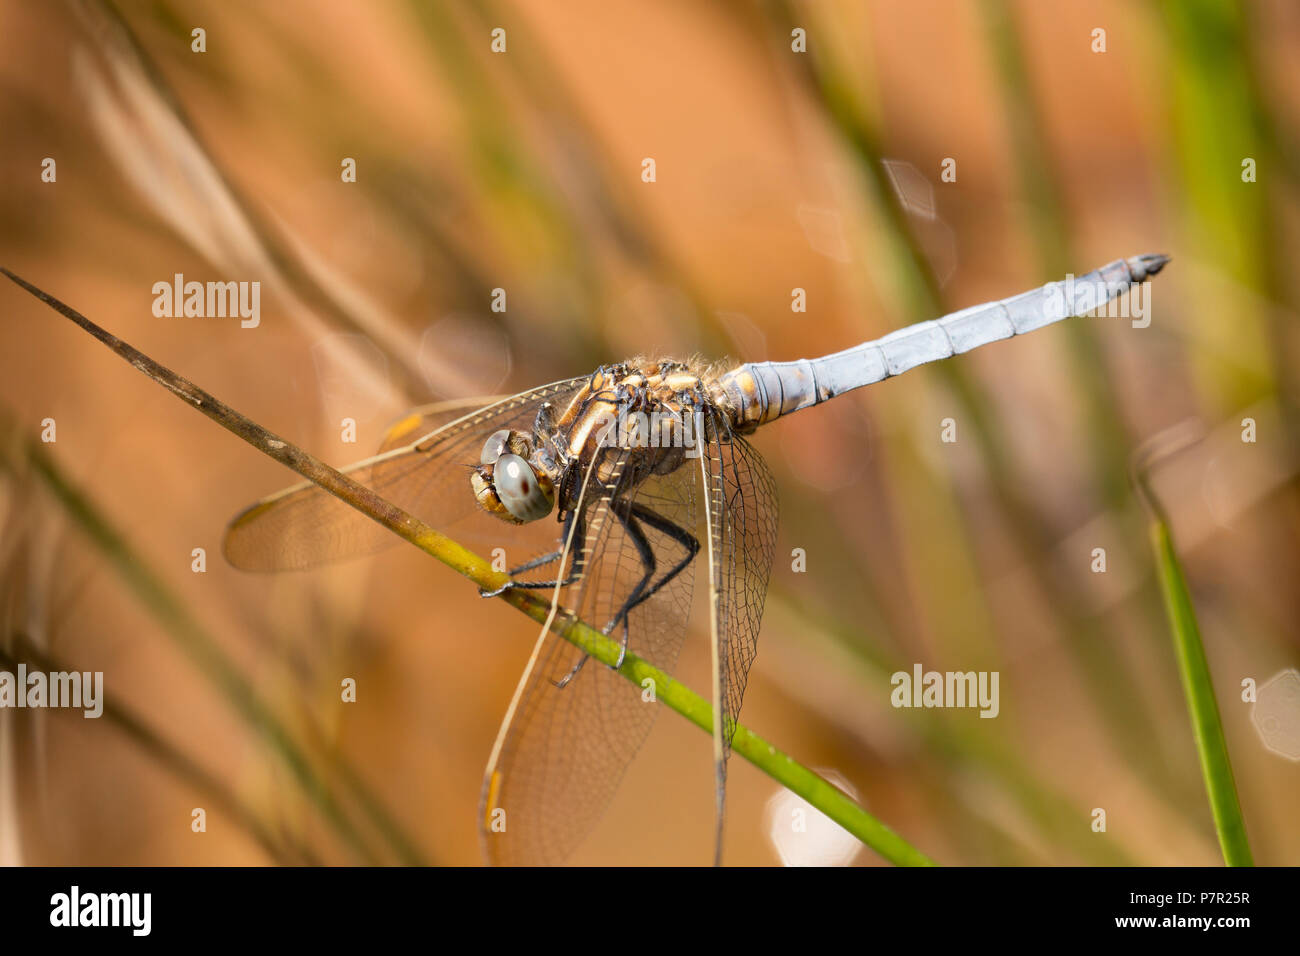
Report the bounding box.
[553,608,935,866]
[1,268,935,866]
[1147,521,1253,866]
[0,427,419,865]
[779,598,1142,865]
[1133,433,1253,866]
[0,636,319,865]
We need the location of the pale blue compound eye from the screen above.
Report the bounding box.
[480,429,512,465]
[493,454,552,522]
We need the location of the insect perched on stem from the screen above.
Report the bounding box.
[223,254,1169,865]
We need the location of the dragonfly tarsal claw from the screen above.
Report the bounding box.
[479,581,514,599]
[551,654,588,689]
[599,617,631,670]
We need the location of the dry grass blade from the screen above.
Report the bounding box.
[0,419,428,865]
[0,634,320,865]
[70,0,423,402]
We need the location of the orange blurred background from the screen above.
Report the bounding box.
[1,0,1298,865]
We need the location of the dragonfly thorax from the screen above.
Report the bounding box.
[470,360,727,527]
[552,360,724,484]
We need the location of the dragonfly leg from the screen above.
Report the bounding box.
[551,653,589,689]
[626,505,700,613]
[507,547,566,575]
[596,506,655,661]
[478,511,589,597]
[597,503,699,669]
[612,617,630,670]
[478,559,585,596]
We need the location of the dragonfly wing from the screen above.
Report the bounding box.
[479,446,701,865]
[371,395,509,455]
[223,379,585,571]
[699,410,779,861]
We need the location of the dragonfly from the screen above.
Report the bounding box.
[223,253,1169,865]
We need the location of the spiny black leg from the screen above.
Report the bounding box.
[551,653,588,689]
[597,503,700,670]
[478,510,588,598]
[505,546,565,576]
[551,503,699,686]
[602,507,657,669]
[550,503,656,684]
[625,504,699,614]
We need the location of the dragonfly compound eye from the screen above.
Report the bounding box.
[490,453,554,523]
[480,428,512,465]
[480,428,534,466]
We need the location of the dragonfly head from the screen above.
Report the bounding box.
[472,428,555,524]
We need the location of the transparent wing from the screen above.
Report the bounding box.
[222,379,586,571]
[372,395,509,455]
[700,409,778,857]
[479,444,701,865]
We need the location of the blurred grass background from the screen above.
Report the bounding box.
[0,0,1297,865]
